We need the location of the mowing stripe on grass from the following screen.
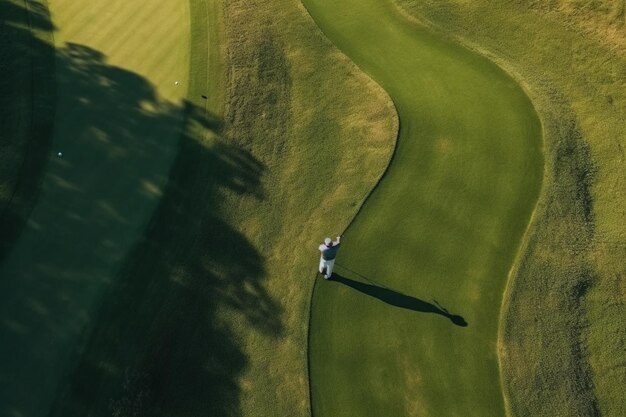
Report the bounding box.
[302,0,543,416]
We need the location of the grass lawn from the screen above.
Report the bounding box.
[302,0,543,416]
[1,0,398,416]
[394,1,626,416]
[9,0,614,416]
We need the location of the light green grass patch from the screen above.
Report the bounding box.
[302,0,543,416]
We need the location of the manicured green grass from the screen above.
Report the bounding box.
[394,1,626,416]
[302,0,543,416]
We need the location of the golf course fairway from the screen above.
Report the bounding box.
[303,1,543,416]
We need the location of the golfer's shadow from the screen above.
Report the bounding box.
[330,273,468,327]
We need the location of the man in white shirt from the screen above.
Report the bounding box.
[319,236,341,279]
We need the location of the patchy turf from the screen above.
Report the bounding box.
[394,1,626,416]
[302,0,543,416]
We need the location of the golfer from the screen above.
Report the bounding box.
[319,236,341,279]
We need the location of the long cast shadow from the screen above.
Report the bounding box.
[330,273,468,327]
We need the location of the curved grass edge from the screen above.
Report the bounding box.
[388,17,548,417]
[298,29,402,417]
[207,1,401,414]
[389,5,602,414]
[388,5,555,416]
[292,3,401,416]
[303,101,401,417]
[388,3,571,416]
[293,1,405,414]
[302,2,547,416]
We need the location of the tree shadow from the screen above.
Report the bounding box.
[329,273,468,327]
[0,2,280,417]
[47,103,281,417]
[0,0,56,261]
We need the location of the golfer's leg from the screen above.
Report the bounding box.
[319,257,325,274]
[326,259,335,278]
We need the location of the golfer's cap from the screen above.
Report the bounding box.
[324,237,332,245]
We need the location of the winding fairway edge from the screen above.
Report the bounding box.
[303,0,544,416]
[394,1,626,416]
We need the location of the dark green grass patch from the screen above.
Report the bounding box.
[303,0,543,416]
[0,1,187,415]
[0,0,55,260]
[47,102,275,417]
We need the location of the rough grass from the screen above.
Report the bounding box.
[394,1,626,416]
[220,1,397,415]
